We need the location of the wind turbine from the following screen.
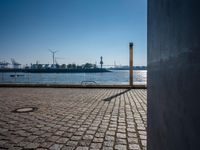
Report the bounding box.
[49,49,58,66]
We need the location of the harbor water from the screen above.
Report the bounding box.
[0,70,147,85]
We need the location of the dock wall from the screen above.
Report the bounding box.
[148,0,200,149]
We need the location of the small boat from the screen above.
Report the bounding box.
[10,74,24,77]
[10,75,15,77]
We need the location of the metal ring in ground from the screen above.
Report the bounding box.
[12,107,38,113]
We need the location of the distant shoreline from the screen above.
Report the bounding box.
[0,68,111,73]
[109,68,147,71]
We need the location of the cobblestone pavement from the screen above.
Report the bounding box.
[0,88,147,150]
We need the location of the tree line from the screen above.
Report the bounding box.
[30,63,98,69]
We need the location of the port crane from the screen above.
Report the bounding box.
[55,57,65,65]
[0,60,9,68]
[11,58,21,68]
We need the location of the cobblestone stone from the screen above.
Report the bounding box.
[0,88,146,149]
[115,144,127,150]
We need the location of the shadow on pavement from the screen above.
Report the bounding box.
[103,89,131,101]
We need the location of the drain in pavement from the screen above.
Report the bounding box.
[12,107,38,113]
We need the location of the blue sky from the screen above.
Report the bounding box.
[0,0,147,66]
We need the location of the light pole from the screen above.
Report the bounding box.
[129,43,133,86]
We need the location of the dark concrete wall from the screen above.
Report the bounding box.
[148,0,200,150]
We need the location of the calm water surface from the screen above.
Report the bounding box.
[0,70,147,85]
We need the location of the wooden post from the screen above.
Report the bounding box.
[129,43,133,86]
